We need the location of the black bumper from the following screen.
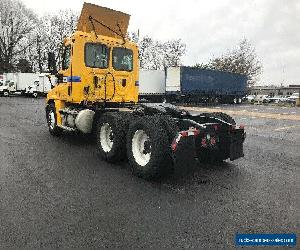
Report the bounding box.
[173,128,246,162]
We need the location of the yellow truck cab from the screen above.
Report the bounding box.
[48,31,139,104]
[45,3,246,180]
[47,3,139,109]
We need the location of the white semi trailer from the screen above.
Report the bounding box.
[138,69,166,102]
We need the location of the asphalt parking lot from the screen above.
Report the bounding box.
[0,97,299,248]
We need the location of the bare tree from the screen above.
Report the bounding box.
[38,10,78,71]
[136,35,186,70]
[195,39,262,86]
[0,0,37,73]
[162,39,186,69]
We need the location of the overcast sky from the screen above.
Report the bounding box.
[22,0,299,86]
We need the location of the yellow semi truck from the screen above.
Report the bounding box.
[46,3,246,179]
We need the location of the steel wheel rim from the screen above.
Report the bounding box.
[48,111,55,129]
[132,129,151,166]
[100,123,113,152]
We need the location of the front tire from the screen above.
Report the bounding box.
[3,91,9,97]
[127,116,174,180]
[46,103,62,136]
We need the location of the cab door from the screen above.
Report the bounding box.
[58,45,72,100]
[84,42,111,102]
[111,47,134,102]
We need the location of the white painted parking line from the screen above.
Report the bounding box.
[274,125,300,131]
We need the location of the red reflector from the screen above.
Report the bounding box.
[210,137,216,145]
[239,124,245,129]
[180,131,188,137]
[171,142,177,151]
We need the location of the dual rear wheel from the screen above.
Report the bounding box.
[96,113,174,180]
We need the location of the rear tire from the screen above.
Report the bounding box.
[127,116,174,180]
[46,103,62,136]
[96,112,129,163]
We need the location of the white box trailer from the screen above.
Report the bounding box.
[0,73,17,96]
[26,73,55,97]
[38,73,55,94]
[16,73,40,94]
[1,73,40,96]
[139,69,166,102]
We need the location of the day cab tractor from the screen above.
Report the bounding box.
[46,3,246,180]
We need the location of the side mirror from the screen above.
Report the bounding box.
[48,52,57,74]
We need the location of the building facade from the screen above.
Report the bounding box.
[250,85,300,96]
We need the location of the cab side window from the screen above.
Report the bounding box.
[85,43,109,68]
[112,48,133,71]
[62,46,71,70]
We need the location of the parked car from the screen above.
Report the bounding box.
[254,94,269,103]
[278,95,290,103]
[287,92,299,104]
[244,95,255,103]
[268,95,283,103]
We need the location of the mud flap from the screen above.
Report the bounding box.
[229,141,244,161]
[229,130,245,161]
[172,136,198,175]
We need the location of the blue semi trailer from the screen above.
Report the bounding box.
[165,66,247,103]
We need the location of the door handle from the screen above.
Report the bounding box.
[93,76,99,88]
[122,79,126,87]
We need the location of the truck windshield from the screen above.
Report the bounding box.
[85,43,109,68]
[112,48,133,71]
